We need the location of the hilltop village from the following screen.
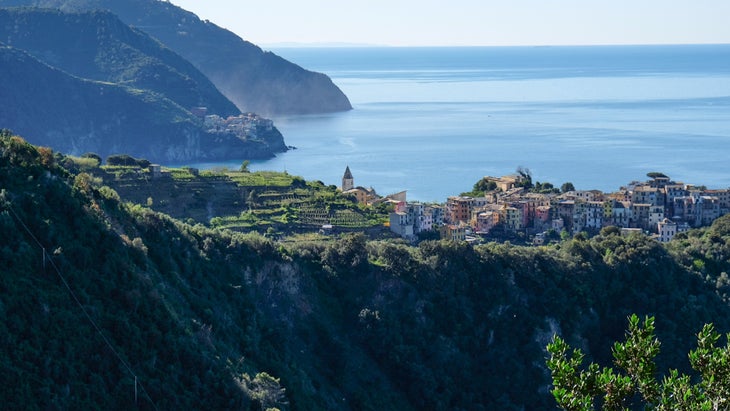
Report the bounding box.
[340,167,730,244]
[195,108,276,142]
[97,157,729,246]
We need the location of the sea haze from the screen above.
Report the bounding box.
[211,45,730,202]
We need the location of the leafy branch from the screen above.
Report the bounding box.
[547,314,730,410]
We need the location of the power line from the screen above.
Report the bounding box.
[4,201,160,410]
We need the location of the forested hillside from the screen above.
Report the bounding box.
[0,7,239,117]
[0,43,285,163]
[0,7,289,163]
[2,132,730,410]
[0,0,353,115]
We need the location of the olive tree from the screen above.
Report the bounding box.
[546,314,730,410]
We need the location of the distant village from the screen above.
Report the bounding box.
[338,166,730,245]
[190,107,275,141]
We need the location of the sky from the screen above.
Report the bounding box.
[169,0,730,47]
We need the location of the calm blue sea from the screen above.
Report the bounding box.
[222,45,730,202]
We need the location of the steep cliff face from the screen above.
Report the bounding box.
[0,7,240,117]
[0,0,353,115]
[0,45,285,162]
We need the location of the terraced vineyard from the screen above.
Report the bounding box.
[98,163,391,235]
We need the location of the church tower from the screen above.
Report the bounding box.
[341,166,354,191]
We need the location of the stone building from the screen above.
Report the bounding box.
[341,166,354,191]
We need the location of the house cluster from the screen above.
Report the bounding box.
[338,166,432,237]
[388,201,446,240]
[379,170,730,244]
[199,110,274,141]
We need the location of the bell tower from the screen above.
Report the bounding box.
[341,166,354,191]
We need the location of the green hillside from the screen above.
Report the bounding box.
[2,132,730,409]
[97,164,391,234]
[0,7,239,117]
[0,44,285,163]
[0,0,353,115]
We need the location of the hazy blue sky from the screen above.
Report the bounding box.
[170,0,730,47]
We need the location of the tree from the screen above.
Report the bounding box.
[474,178,497,193]
[237,372,288,410]
[516,166,533,189]
[81,152,102,164]
[561,182,575,193]
[647,172,669,180]
[106,154,150,167]
[599,226,621,237]
[460,178,498,197]
[240,160,250,173]
[247,189,258,209]
[546,314,730,410]
[321,233,368,275]
[533,181,560,194]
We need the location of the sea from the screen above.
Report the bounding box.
[209,45,730,202]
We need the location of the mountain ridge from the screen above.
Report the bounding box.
[0,0,353,115]
[0,44,286,163]
[0,7,239,117]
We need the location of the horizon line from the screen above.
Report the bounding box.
[261,41,730,49]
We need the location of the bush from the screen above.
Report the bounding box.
[106,154,150,168]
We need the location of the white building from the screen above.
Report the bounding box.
[552,217,565,231]
[648,205,665,233]
[389,211,414,239]
[426,205,444,226]
[417,212,433,233]
[657,218,679,243]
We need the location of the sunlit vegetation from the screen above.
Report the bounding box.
[165,167,197,181]
[226,170,302,187]
[547,314,730,410]
[3,132,730,409]
[96,162,390,234]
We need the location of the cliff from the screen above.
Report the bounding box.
[0,7,240,117]
[0,0,353,115]
[0,45,285,163]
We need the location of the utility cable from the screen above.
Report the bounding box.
[4,201,160,410]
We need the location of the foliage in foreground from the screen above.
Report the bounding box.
[4,132,730,410]
[547,314,730,410]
